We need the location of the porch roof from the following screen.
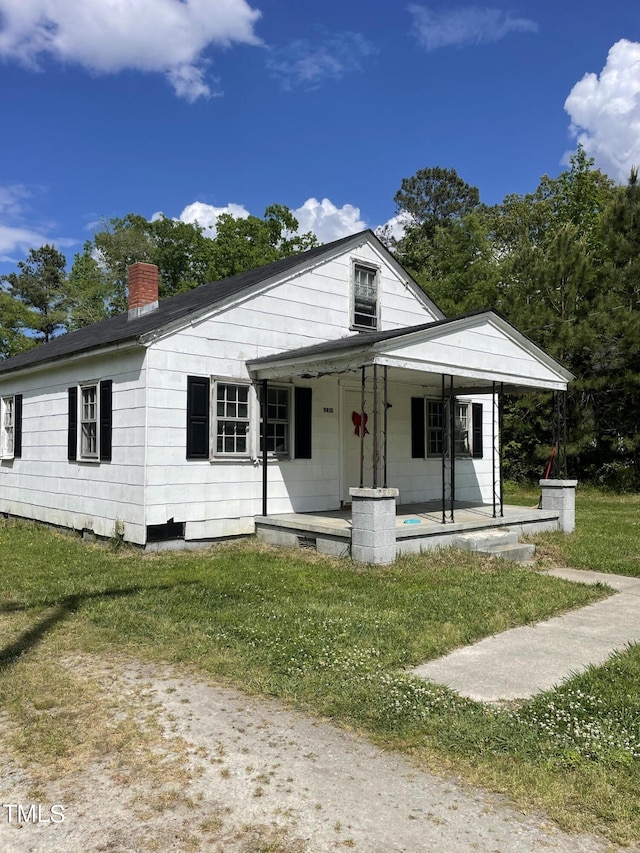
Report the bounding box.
[247,310,574,393]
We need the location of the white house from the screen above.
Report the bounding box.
[0,230,573,556]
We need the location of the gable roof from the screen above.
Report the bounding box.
[0,229,441,377]
[247,309,574,392]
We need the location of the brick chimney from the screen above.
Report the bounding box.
[128,262,159,320]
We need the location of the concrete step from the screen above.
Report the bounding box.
[453,528,519,552]
[453,528,535,565]
[485,542,536,563]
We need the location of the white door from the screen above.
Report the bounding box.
[342,389,375,503]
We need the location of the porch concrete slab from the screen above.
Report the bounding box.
[411,569,640,703]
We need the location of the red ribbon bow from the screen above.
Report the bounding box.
[352,410,369,437]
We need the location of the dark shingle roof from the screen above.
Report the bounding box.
[0,231,375,376]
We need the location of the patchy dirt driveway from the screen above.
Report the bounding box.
[0,657,623,852]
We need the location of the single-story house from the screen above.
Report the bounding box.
[0,230,573,559]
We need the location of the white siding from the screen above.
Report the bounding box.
[0,238,501,545]
[143,244,440,538]
[387,321,567,390]
[0,349,148,544]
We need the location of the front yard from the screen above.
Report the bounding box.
[1,488,640,845]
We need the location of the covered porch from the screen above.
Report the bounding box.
[255,498,561,560]
[248,310,574,564]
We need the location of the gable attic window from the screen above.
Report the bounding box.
[68,381,112,462]
[1,394,22,459]
[352,263,378,330]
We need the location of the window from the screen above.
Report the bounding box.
[260,386,289,454]
[187,376,252,459]
[412,397,483,459]
[352,263,378,330]
[427,400,445,456]
[454,401,470,456]
[1,394,22,459]
[81,385,98,457]
[186,377,312,461]
[216,382,250,455]
[426,400,470,457]
[68,381,112,462]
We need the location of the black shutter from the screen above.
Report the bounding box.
[411,397,425,458]
[187,376,210,459]
[68,387,77,461]
[99,380,113,462]
[13,394,22,458]
[472,402,483,458]
[294,387,312,459]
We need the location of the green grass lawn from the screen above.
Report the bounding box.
[506,482,640,576]
[1,507,640,844]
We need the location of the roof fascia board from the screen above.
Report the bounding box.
[139,232,378,346]
[373,354,569,391]
[248,347,568,391]
[0,339,143,382]
[248,347,373,380]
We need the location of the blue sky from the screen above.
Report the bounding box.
[1,0,639,274]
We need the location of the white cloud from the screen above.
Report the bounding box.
[0,0,261,101]
[176,201,251,235]
[0,183,75,261]
[266,30,377,90]
[0,183,32,218]
[291,198,367,242]
[408,5,538,51]
[565,40,640,183]
[0,224,56,262]
[172,197,366,243]
[374,211,412,245]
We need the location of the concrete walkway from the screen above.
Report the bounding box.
[412,568,640,702]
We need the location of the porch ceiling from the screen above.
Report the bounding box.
[247,310,573,393]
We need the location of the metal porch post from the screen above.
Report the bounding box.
[373,363,378,488]
[262,378,268,516]
[441,374,446,524]
[383,366,388,489]
[449,374,455,523]
[359,366,366,488]
[499,382,504,517]
[561,390,568,478]
[492,381,497,518]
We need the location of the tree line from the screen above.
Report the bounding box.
[386,148,640,490]
[2,150,639,489]
[0,204,317,353]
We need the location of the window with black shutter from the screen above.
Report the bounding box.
[13,394,22,458]
[411,397,425,458]
[68,387,78,461]
[1,394,21,459]
[68,381,113,462]
[99,380,112,462]
[186,376,210,459]
[472,402,483,458]
[294,387,312,459]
